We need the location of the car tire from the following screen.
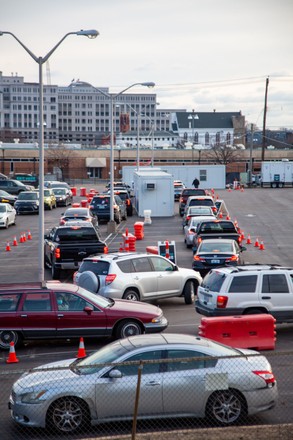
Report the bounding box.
[51,264,61,280]
[122,211,127,221]
[0,330,22,350]
[47,397,90,433]
[115,320,143,339]
[206,390,246,425]
[123,289,140,301]
[243,308,265,315]
[183,280,197,304]
[115,213,121,224]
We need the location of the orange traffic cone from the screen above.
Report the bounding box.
[240,230,245,241]
[226,214,231,220]
[6,242,11,252]
[259,241,265,250]
[234,219,238,227]
[27,230,32,240]
[124,228,130,252]
[246,234,252,244]
[165,241,170,259]
[76,337,87,358]
[6,342,19,364]
[13,236,18,246]
[219,211,223,219]
[254,237,260,247]
[19,234,24,243]
[103,246,108,254]
[23,232,26,242]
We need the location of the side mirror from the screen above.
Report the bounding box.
[241,246,247,252]
[84,306,94,314]
[109,369,123,379]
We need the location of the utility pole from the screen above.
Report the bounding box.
[261,77,269,161]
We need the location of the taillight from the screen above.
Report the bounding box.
[55,248,61,259]
[194,255,205,261]
[105,274,116,285]
[253,370,276,385]
[225,255,238,262]
[186,216,190,221]
[198,237,202,244]
[217,295,228,308]
[60,219,65,225]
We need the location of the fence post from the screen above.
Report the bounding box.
[132,361,143,440]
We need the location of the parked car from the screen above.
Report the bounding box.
[182,206,216,228]
[113,190,133,216]
[74,252,202,304]
[0,282,168,350]
[8,333,278,433]
[51,187,73,206]
[195,264,293,323]
[179,188,207,216]
[0,203,16,228]
[60,207,98,227]
[183,215,216,248]
[89,194,127,223]
[43,188,57,210]
[0,190,17,206]
[14,191,39,214]
[192,238,246,275]
[184,195,218,217]
[44,181,73,197]
[0,179,34,195]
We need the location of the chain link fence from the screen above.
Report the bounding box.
[1,350,293,439]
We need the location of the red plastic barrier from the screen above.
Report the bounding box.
[146,246,158,255]
[81,199,88,208]
[80,187,87,197]
[71,187,77,197]
[72,202,81,208]
[134,222,144,240]
[128,233,136,251]
[198,314,276,350]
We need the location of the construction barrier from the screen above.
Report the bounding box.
[123,228,130,252]
[71,187,77,196]
[80,187,87,197]
[128,233,136,251]
[72,202,80,208]
[81,199,88,208]
[134,222,144,240]
[198,314,276,350]
[146,246,159,255]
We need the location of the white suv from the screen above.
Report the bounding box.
[195,265,293,323]
[74,252,202,304]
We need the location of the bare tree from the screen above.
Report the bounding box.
[46,146,76,180]
[205,143,241,165]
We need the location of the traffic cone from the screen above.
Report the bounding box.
[19,234,24,243]
[119,243,124,252]
[226,214,230,220]
[246,234,252,244]
[219,211,223,219]
[13,236,18,246]
[124,228,130,252]
[6,242,11,252]
[27,230,32,240]
[165,241,170,259]
[76,337,87,358]
[6,342,19,364]
[103,246,108,254]
[22,232,26,242]
[259,241,265,250]
[240,230,245,241]
[254,237,260,247]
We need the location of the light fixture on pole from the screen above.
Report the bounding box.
[94,82,155,232]
[0,29,99,284]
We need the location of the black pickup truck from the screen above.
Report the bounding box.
[44,224,106,279]
[192,220,242,252]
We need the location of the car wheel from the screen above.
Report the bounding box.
[47,397,90,433]
[0,330,21,350]
[52,264,61,280]
[115,213,121,224]
[243,308,265,315]
[123,289,140,301]
[122,211,127,221]
[206,390,247,425]
[183,280,197,304]
[116,320,143,339]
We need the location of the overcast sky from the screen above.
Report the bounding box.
[1,0,293,130]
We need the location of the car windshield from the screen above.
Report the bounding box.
[74,340,128,375]
[53,188,66,195]
[44,190,51,196]
[18,192,38,200]
[199,242,234,253]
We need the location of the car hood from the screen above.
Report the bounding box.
[110,299,162,317]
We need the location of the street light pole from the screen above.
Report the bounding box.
[0,29,99,284]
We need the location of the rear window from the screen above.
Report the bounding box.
[201,271,226,291]
[183,189,205,197]
[189,199,213,207]
[91,197,110,207]
[0,294,20,311]
[80,260,110,275]
[199,222,236,233]
[55,228,98,242]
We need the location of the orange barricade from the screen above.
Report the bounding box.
[198,314,276,350]
[80,187,87,197]
[134,222,144,240]
[81,199,88,208]
[71,187,77,196]
[128,233,136,251]
[146,246,158,255]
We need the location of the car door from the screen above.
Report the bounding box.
[149,256,182,297]
[19,291,57,339]
[259,272,293,321]
[162,349,217,416]
[130,256,158,300]
[96,349,164,419]
[54,291,108,338]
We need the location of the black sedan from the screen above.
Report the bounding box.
[192,238,246,275]
[0,190,17,206]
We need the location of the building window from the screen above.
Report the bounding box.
[205,132,209,146]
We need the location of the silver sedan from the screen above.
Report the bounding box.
[184,215,216,248]
[9,333,278,434]
[0,202,16,228]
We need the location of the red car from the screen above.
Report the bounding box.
[0,282,168,349]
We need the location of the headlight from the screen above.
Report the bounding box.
[20,389,48,404]
[151,313,164,323]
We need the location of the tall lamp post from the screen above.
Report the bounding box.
[0,29,99,284]
[95,82,155,232]
[188,110,199,164]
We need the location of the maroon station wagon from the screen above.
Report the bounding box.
[0,282,168,349]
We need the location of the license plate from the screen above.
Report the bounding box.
[211,259,220,264]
